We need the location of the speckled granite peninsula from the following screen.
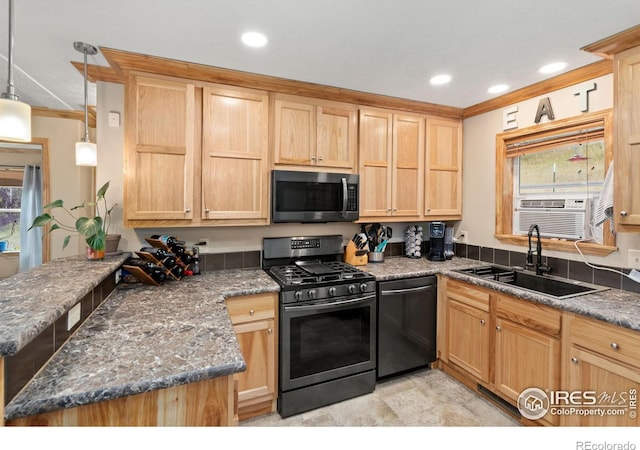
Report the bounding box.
[4,268,280,421]
[0,253,130,356]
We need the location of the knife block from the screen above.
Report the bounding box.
[344,241,368,266]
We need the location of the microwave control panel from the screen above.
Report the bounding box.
[347,185,358,211]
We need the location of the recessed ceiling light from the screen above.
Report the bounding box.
[430,74,451,85]
[538,62,568,75]
[241,31,268,48]
[488,84,509,94]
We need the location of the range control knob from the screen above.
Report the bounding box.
[348,284,357,294]
[359,283,369,292]
[308,289,317,299]
[294,291,303,301]
[328,287,337,297]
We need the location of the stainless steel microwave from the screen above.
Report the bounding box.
[271,170,359,223]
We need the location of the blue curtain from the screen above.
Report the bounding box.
[19,165,42,271]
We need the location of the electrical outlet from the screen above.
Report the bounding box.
[629,249,640,270]
[457,230,468,244]
[196,238,208,246]
[67,303,81,331]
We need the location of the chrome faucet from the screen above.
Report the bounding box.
[527,224,551,276]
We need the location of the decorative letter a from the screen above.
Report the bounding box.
[534,97,555,123]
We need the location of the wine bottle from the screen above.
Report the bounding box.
[125,258,167,284]
[139,246,174,259]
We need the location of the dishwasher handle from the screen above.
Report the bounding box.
[380,284,435,296]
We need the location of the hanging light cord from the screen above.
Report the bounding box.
[82,46,89,142]
[3,0,18,100]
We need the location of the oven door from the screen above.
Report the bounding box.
[280,293,376,392]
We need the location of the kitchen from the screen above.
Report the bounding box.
[1,1,640,447]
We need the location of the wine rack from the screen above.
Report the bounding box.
[123,237,192,286]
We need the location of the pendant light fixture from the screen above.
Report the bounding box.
[0,0,31,142]
[74,41,98,166]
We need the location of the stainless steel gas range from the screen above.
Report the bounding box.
[263,235,377,418]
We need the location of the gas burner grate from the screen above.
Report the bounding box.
[268,261,372,286]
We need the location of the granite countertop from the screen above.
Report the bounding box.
[0,252,131,357]
[364,256,640,332]
[4,269,280,421]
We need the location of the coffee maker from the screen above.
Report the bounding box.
[427,222,446,261]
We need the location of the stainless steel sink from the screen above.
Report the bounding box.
[455,265,609,299]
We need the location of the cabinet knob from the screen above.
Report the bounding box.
[393,208,397,212]
[318,156,324,161]
[185,208,191,213]
[267,328,273,335]
[480,319,485,325]
[571,357,579,364]
[387,208,391,212]
[610,342,619,350]
[249,309,255,316]
[620,210,628,216]
[427,208,431,212]
[495,325,502,331]
[204,208,210,213]
[311,156,316,161]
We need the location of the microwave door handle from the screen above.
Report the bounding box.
[341,177,348,218]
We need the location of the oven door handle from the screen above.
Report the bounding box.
[284,293,376,312]
[380,285,435,296]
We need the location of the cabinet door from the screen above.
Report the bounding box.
[494,317,560,424]
[358,109,393,217]
[316,106,357,169]
[201,86,269,221]
[392,113,424,217]
[424,116,462,217]
[615,46,640,229]
[566,347,640,426]
[446,299,490,383]
[274,99,315,166]
[233,318,276,413]
[125,75,195,220]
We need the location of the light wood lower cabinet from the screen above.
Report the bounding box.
[564,313,640,426]
[225,293,278,421]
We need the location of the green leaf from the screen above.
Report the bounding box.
[50,224,60,232]
[62,235,71,249]
[85,229,106,251]
[96,181,110,200]
[29,213,53,230]
[43,200,63,209]
[76,216,103,237]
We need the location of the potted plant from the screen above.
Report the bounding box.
[29,181,119,260]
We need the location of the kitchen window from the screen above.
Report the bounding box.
[0,170,23,252]
[495,109,616,256]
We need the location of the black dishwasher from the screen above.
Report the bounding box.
[377,276,437,379]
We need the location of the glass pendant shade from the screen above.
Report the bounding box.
[75,140,97,166]
[0,96,31,142]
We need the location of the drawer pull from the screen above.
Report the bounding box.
[480,319,485,325]
[249,309,255,316]
[620,210,628,216]
[495,326,502,331]
[268,328,273,335]
[571,357,578,364]
[610,342,619,350]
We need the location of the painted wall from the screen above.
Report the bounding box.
[95,82,416,254]
[460,74,640,268]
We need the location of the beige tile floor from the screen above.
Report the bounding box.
[241,368,521,427]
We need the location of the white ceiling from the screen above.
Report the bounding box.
[0,0,638,112]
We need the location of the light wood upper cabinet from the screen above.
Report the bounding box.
[358,108,423,220]
[274,95,357,170]
[614,45,640,230]
[124,74,270,227]
[424,116,462,218]
[125,75,195,221]
[201,85,269,221]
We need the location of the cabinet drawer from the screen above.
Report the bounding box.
[570,315,640,368]
[226,293,276,325]
[496,295,561,337]
[446,279,490,312]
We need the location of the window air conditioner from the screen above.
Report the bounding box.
[514,198,593,240]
